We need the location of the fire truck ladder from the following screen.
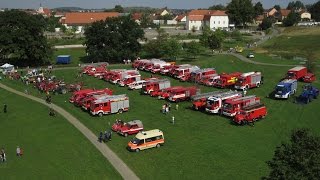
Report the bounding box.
[95,94,127,103]
[191,91,223,101]
[215,90,242,99]
[231,95,256,102]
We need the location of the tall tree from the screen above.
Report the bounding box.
[0,10,52,65]
[185,41,204,59]
[113,5,124,13]
[207,29,226,49]
[161,39,182,60]
[273,5,281,11]
[226,0,255,26]
[259,18,273,30]
[287,1,305,10]
[308,1,320,22]
[254,2,264,17]
[140,13,153,28]
[84,16,144,63]
[283,11,301,26]
[209,4,226,10]
[264,129,320,180]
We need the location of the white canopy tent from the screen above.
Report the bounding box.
[1,63,15,74]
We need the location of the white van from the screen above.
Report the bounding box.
[127,129,164,152]
[128,80,146,90]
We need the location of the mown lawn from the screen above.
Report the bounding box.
[257,26,320,64]
[2,54,320,180]
[0,88,121,179]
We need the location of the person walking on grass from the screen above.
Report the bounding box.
[172,116,175,125]
[3,104,7,113]
[175,103,179,110]
[16,146,21,157]
[1,148,6,162]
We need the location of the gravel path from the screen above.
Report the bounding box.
[0,83,139,180]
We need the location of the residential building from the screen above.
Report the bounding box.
[278,9,291,21]
[186,10,229,31]
[300,11,311,20]
[37,6,51,17]
[175,14,187,24]
[132,13,142,24]
[62,12,119,33]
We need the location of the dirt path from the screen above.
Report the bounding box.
[0,83,139,180]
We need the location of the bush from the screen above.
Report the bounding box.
[259,18,273,30]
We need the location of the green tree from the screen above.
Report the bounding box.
[254,2,264,17]
[273,5,281,11]
[84,16,144,63]
[0,10,52,65]
[200,26,212,47]
[209,4,226,10]
[259,17,273,30]
[264,129,320,180]
[140,13,153,28]
[283,11,301,26]
[113,5,124,13]
[161,39,182,60]
[308,1,320,22]
[185,41,204,59]
[287,1,305,10]
[226,0,255,26]
[208,29,225,49]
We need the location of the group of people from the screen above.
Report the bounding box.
[98,130,112,143]
[161,103,171,114]
[123,59,132,64]
[0,146,23,163]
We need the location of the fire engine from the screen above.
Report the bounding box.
[144,59,163,71]
[191,91,223,110]
[152,86,184,99]
[213,72,242,88]
[167,64,191,77]
[132,59,148,69]
[117,120,144,137]
[168,86,200,102]
[234,72,262,90]
[151,62,173,74]
[90,94,129,116]
[233,103,267,125]
[222,95,261,117]
[138,60,152,70]
[69,89,94,103]
[87,66,107,76]
[118,75,141,86]
[110,70,140,84]
[103,69,126,81]
[302,73,316,83]
[190,68,216,83]
[160,64,175,75]
[72,88,113,106]
[285,66,307,80]
[81,93,113,110]
[128,80,147,90]
[174,65,200,80]
[142,79,171,94]
[199,74,220,86]
[205,91,242,114]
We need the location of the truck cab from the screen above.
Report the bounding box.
[274,79,297,99]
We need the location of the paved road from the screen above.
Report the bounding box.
[0,83,139,180]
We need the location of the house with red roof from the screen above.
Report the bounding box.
[175,14,187,24]
[37,6,51,17]
[131,13,142,24]
[186,10,229,31]
[62,12,119,33]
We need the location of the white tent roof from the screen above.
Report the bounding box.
[1,63,14,68]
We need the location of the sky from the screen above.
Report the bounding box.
[0,0,318,9]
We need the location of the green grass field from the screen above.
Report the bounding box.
[257,27,320,64]
[0,88,121,179]
[2,53,320,179]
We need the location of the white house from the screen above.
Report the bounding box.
[186,10,229,31]
[300,11,311,20]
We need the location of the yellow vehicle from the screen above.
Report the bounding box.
[127,129,164,152]
[235,46,243,53]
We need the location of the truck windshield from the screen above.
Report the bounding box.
[223,103,232,110]
[287,72,295,78]
[276,86,285,92]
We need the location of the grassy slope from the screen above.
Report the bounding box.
[0,88,121,180]
[3,54,320,179]
[257,27,320,64]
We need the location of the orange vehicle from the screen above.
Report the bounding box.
[127,129,164,152]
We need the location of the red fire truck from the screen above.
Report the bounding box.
[154,86,185,99]
[302,73,316,83]
[90,94,129,116]
[285,66,307,80]
[199,74,220,86]
[103,69,126,81]
[151,62,173,74]
[118,75,141,87]
[87,66,107,76]
[70,88,113,106]
[213,72,242,88]
[174,66,200,80]
[144,59,163,71]
[142,79,171,94]
[234,72,263,90]
[233,103,267,125]
[160,64,175,75]
[190,68,216,83]
[82,93,113,110]
[110,70,140,84]
[222,95,261,117]
[205,91,242,114]
[167,64,191,77]
[191,91,223,110]
[132,59,148,69]
[168,86,200,102]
